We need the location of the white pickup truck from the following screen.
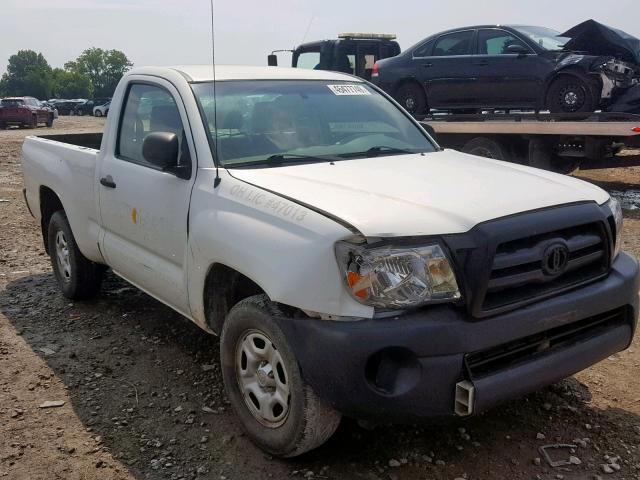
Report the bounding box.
[22,65,639,457]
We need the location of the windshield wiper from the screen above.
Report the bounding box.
[339,146,417,159]
[228,153,343,168]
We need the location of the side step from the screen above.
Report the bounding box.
[454,380,475,417]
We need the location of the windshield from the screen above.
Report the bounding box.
[1,99,25,107]
[513,26,570,51]
[191,80,436,167]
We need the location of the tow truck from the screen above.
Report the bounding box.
[418,111,640,173]
[268,33,400,81]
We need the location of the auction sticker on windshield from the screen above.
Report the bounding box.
[327,84,371,96]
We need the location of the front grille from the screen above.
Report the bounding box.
[465,307,628,378]
[442,202,615,318]
[482,222,609,312]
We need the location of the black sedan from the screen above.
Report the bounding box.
[372,23,640,115]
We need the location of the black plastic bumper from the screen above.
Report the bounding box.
[274,252,639,422]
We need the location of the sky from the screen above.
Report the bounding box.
[1,0,639,75]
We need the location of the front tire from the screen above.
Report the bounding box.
[46,114,54,128]
[220,295,341,457]
[394,82,427,115]
[546,76,596,114]
[94,110,103,117]
[48,211,104,299]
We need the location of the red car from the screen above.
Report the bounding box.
[0,97,54,129]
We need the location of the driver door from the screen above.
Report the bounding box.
[97,78,196,314]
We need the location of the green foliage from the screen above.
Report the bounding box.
[65,48,132,97]
[0,50,53,99]
[51,68,94,98]
[1,47,132,100]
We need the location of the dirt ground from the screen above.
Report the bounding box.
[1,116,639,480]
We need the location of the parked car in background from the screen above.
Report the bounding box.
[74,98,111,116]
[93,101,110,117]
[55,100,83,116]
[372,22,640,115]
[41,101,59,119]
[0,97,54,128]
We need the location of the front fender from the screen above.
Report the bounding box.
[187,169,374,328]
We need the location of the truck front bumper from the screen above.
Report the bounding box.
[275,252,639,422]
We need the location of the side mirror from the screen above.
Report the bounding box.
[506,44,530,55]
[267,54,278,66]
[143,132,178,169]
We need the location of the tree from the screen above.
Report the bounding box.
[51,68,93,99]
[0,50,53,99]
[65,48,132,97]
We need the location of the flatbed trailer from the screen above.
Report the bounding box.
[419,112,640,173]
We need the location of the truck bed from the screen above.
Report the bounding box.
[37,132,103,150]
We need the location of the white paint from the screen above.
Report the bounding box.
[21,65,611,326]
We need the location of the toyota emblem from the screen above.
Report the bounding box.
[542,243,569,276]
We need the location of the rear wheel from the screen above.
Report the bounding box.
[462,137,510,160]
[221,294,341,457]
[546,76,596,114]
[394,82,427,115]
[47,211,104,299]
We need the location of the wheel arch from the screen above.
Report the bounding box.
[39,185,65,254]
[202,262,268,334]
[542,69,602,109]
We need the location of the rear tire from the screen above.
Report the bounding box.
[546,76,596,114]
[220,294,341,457]
[47,211,104,299]
[394,82,427,115]
[462,137,510,160]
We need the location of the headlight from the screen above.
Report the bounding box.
[606,196,623,260]
[335,240,461,309]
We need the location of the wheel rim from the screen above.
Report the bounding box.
[558,84,585,112]
[235,329,290,428]
[55,230,72,282]
[470,147,495,159]
[404,96,416,112]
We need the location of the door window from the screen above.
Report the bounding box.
[433,31,474,56]
[296,51,321,69]
[117,83,190,169]
[478,29,531,55]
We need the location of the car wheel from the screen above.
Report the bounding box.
[462,137,510,160]
[94,110,102,117]
[30,115,38,129]
[48,211,105,299]
[546,76,596,114]
[394,83,427,115]
[220,294,341,457]
[46,114,54,128]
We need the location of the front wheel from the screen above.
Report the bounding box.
[94,110,102,117]
[394,83,427,115]
[220,295,341,457]
[48,211,104,299]
[46,114,54,128]
[30,115,38,129]
[546,76,596,114]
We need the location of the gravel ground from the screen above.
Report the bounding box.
[1,116,639,480]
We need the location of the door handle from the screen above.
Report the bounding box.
[422,62,433,68]
[476,61,489,66]
[99,176,116,189]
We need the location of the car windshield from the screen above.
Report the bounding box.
[1,99,25,107]
[191,80,436,167]
[513,26,570,52]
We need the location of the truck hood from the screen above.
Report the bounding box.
[228,150,609,237]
